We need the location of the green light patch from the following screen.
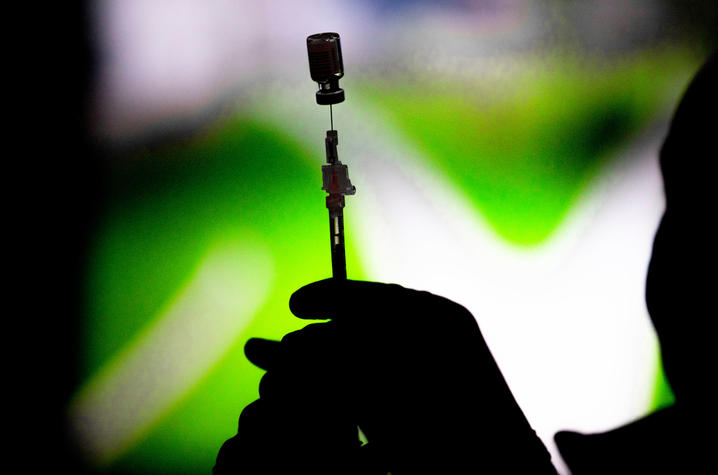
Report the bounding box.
[356,51,693,245]
[78,120,366,473]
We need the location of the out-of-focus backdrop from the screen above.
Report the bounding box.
[67,1,716,473]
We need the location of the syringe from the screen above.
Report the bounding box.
[322,129,355,280]
[307,33,356,281]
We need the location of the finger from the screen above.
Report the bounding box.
[214,434,246,474]
[244,338,282,370]
[237,399,266,435]
[279,324,353,378]
[258,371,280,400]
[247,326,338,371]
[289,279,405,320]
[258,367,326,404]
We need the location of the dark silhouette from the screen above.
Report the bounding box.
[215,52,716,474]
[554,52,717,473]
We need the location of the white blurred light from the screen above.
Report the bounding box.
[94,0,371,140]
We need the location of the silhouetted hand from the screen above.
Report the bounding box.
[225,279,556,474]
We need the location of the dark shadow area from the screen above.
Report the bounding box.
[24,2,105,473]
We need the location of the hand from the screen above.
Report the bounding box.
[214,335,366,474]
[246,279,556,473]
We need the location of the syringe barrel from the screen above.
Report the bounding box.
[328,205,347,281]
[323,130,352,281]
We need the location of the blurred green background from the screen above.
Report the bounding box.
[70,1,716,473]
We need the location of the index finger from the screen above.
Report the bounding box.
[288,279,406,320]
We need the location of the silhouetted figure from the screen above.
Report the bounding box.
[215,53,716,474]
[555,52,717,473]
